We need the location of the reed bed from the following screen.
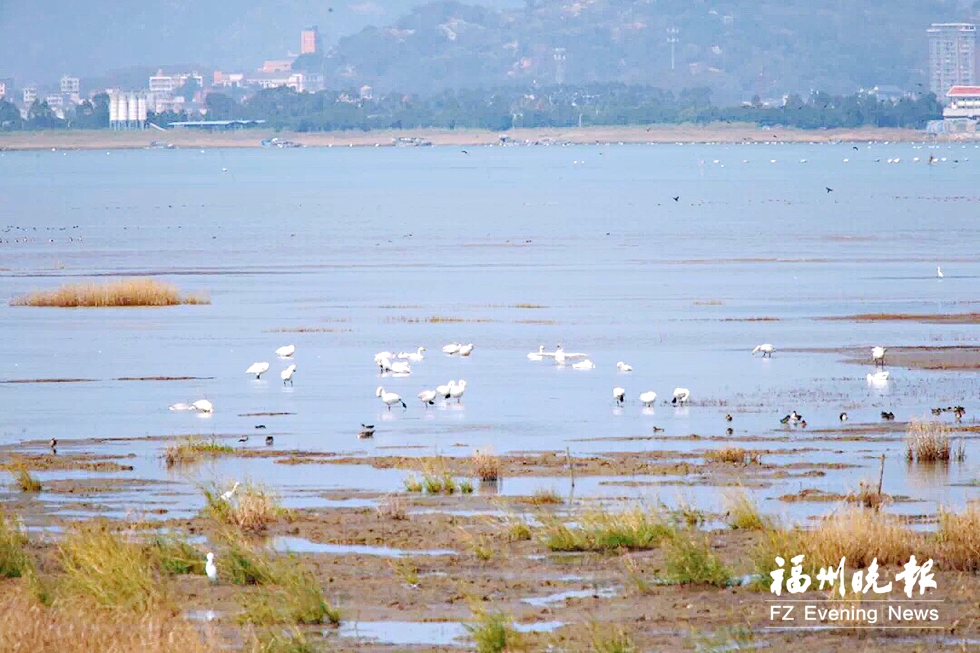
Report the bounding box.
[472,448,501,483]
[202,482,294,532]
[663,532,731,587]
[847,481,887,510]
[375,494,407,520]
[521,488,564,506]
[723,489,770,530]
[11,278,209,308]
[163,437,233,467]
[936,504,980,571]
[0,582,220,653]
[12,465,42,492]
[905,419,963,463]
[588,623,636,653]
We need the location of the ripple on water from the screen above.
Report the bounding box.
[272,535,456,558]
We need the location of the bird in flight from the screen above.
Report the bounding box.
[672,196,679,202]
[826,187,833,193]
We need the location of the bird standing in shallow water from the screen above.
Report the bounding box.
[238,435,248,443]
[725,414,733,422]
[359,423,375,438]
[265,435,274,446]
[839,412,848,422]
[220,482,240,501]
[613,387,625,405]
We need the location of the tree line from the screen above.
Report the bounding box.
[0,85,943,133]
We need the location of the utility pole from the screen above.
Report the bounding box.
[667,27,679,71]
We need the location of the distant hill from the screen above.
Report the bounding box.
[320,0,970,101]
[0,0,973,101]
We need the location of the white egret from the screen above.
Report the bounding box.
[418,389,437,407]
[192,399,213,413]
[449,379,467,403]
[442,342,461,355]
[246,362,270,379]
[374,351,394,365]
[616,362,632,372]
[871,346,886,367]
[205,552,218,583]
[937,266,944,279]
[639,391,657,407]
[281,364,296,384]
[751,343,775,358]
[458,343,475,357]
[275,344,295,358]
[613,387,625,405]
[672,388,690,405]
[220,482,240,501]
[376,386,407,409]
[388,360,412,375]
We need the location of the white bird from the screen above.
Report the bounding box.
[376,386,407,410]
[374,351,394,365]
[418,389,437,407]
[871,346,886,367]
[867,371,889,383]
[458,343,474,357]
[246,362,270,379]
[937,266,944,279]
[436,381,453,400]
[205,552,218,583]
[752,343,775,358]
[527,345,551,361]
[672,388,690,405]
[442,342,461,355]
[397,346,425,362]
[553,344,587,366]
[572,360,596,370]
[613,387,625,405]
[639,391,657,407]
[449,379,467,403]
[275,344,296,358]
[281,364,296,384]
[192,399,214,413]
[616,361,632,372]
[168,402,194,411]
[220,482,240,501]
[388,360,412,375]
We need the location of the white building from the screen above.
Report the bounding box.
[928,23,976,98]
[943,85,980,118]
[23,87,37,105]
[149,71,175,94]
[60,75,80,94]
[0,82,6,100]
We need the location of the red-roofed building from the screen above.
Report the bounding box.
[944,85,980,118]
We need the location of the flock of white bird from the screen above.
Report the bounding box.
[370,343,473,410]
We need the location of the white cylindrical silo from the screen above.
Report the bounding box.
[137,95,147,127]
[109,92,119,127]
[127,93,138,124]
[120,94,130,129]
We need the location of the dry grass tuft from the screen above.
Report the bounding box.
[804,508,916,568]
[847,481,887,510]
[0,581,220,653]
[203,482,294,532]
[905,419,962,463]
[12,465,42,493]
[705,447,761,465]
[376,494,408,520]
[663,532,731,587]
[163,437,233,467]
[541,506,675,552]
[936,504,980,571]
[472,448,501,483]
[521,488,564,506]
[11,278,209,308]
[465,608,522,653]
[723,489,770,530]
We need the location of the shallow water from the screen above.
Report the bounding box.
[1,143,978,519]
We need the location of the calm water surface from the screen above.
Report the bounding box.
[1,142,978,521]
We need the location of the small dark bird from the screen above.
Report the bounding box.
[461,150,469,155]
[780,414,791,425]
[799,420,807,429]
[826,187,833,193]
[238,435,248,443]
[839,412,848,421]
[672,196,680,202]
[726,427,734,436]
[49,438,57,449]
[652,426,664,433]
[953,406,965,421]
[931,407,943,416]
[880,411,895,421]
[255,424,266,429]
[725,414,733,422]
[852,146,858,150]
[265,435,274,446]
[359,423,375,439]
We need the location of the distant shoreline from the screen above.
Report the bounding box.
[0,124,959,151]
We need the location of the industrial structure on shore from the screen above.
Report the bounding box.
[108,91,147,130]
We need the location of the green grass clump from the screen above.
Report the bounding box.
[404,466,470,495]
[466,609,521,653]
[12,466,41,493]
[148,533,204,576]
[541,507,675,552]
[664,532,731,587]
[403,475,423,492]
[239,561,338,626]
[217,531,280,586]
[249,628,319,653]
[164,437,233,467]
[0,510,32,579]
[58,521,167,613]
